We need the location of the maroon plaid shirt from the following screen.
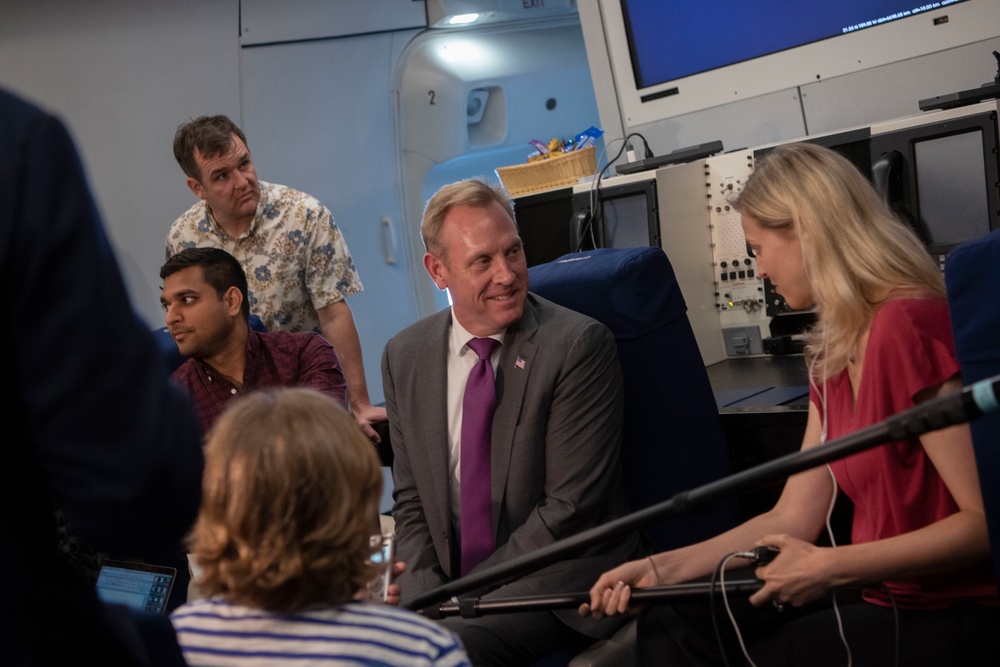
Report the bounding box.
[171,329,347,436]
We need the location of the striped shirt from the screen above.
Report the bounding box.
[171,598,469,667]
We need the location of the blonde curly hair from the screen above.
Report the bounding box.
[188,387,382,612]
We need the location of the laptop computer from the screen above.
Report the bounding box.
[95,559,177,615]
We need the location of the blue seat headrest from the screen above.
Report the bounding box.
[528,247,686,340]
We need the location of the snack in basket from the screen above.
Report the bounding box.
[495,125,603,196]
[572,126,604,151]
[496,144,598,196]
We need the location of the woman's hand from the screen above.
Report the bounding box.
[578,557,661,620]
[384,561,406,606]
[748,534,836,609]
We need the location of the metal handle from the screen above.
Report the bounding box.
[381,216,397,265]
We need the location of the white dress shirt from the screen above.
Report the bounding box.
[445,310,504,535]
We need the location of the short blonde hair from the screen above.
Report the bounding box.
[421,177,516,258]
[732,142,943,381]
[189,388,382,612]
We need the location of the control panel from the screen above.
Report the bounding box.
[705,150,769,357]
[706,151,762,317]
[654,150,771,363]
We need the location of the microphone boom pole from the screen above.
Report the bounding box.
[406,374,1000,613]
[421,579,764,619]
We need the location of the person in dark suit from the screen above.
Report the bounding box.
[0,87,203,665]
[382,177,642,665]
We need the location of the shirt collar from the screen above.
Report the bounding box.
[448,309,504,359]
[204,181,266,240]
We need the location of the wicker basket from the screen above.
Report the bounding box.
[496,145,597,196]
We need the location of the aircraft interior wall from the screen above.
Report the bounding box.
[3,0,999,406]
[395,16,603,318]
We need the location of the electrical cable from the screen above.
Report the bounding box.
[577,139,620,252]
[708,554,730,667]
[814,333,899,667]
[815,328,853,666]
[578,132,653,253]
[719,552,759,667]
[710,343,855,666]
[711,547,780,667]
[880,584,900,667]
[817,335,900,667]
[810,336,854,665]
[619,131,654,159]
[583,138,627,251]
[824,464,852,666]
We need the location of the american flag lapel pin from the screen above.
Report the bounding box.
[515,356,526,370]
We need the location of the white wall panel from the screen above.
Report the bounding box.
[627,91,808,159]
[241,30,422,405]
[0,0,241,327]
[240,0,426,44]
[801,37,1000,135]
[395,18,602,318]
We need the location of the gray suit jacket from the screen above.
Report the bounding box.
[382,294,642,637]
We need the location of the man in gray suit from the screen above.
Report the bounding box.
[382,178,642,665]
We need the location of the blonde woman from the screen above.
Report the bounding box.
[580,143,998,665]
[171,388,469,666]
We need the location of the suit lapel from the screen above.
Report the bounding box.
[490,298,539,533]
[417,312,453,540]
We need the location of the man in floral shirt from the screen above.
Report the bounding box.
[166,115,386,440]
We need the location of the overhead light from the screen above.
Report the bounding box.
[448,13,480,25]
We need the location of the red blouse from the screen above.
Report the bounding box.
[816,297,997,609]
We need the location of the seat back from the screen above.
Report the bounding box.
[529,247,739,551]
[945,229,1000,596]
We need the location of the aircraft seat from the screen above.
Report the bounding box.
[527,246,741,666]
[945,227,1000,598]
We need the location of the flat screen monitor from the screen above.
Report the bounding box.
[870,106,1000,258]
[914,130,991,249]
[512,187,577,267]
[596,0,998,126]
[571,177,660,251]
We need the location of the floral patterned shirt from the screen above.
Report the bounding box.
[166,181,363,334]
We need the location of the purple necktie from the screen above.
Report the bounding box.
[460,336,501,576]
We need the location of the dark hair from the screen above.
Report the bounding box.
[161,248,251,319]
[173,115,249,181]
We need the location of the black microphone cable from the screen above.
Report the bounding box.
[879,583,900,667]
[579,132,654,252]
